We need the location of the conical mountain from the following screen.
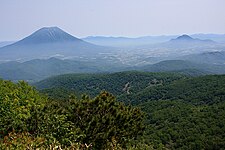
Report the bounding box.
[175,34,194,41]
[157,34,217,50]
[16,27,82,45]
[170,34,196,43]
[0,27,110,61]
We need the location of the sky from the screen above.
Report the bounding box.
[0,0,225,41]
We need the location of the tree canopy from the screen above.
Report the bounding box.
[0,79,146,149]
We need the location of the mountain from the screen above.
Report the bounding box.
[170,34,215,43]
[157,34,219,56]
[15,27,82,45]
[0,27,112,61]
[173,34,194,41]
[125,34,223,61]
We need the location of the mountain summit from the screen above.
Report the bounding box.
[175,34,194,41]
[16,27,81,45]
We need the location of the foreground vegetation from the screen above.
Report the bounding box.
[0,79,146,149]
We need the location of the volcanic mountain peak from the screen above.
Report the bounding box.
[16,26,81,45]
[170,34,216,44]
[0,26,111,61]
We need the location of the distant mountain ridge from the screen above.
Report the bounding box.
[1,57,225,82]
[83,35,177,47]
[83,34,225,47]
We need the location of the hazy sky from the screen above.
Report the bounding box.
[0,0,225,41]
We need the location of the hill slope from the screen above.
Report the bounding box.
[34,71,186,100]
[35,71,225,106]
[181,51,225,65]
[138,75,225,149]
[0,58,103,82]
[121,74,225,105]
[2,58,225,82]
[137,60,225,75]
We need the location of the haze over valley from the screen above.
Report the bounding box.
[1,26,225,82]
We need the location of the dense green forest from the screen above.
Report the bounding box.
[142,100,225,149]
[1,71,225,149]
[35,71,186,101]
[34,71,225,149]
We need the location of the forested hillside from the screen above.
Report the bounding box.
[120,74,225,105]
[35,72,225,149]
[141,100,225,149]
[34,71,186,100]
